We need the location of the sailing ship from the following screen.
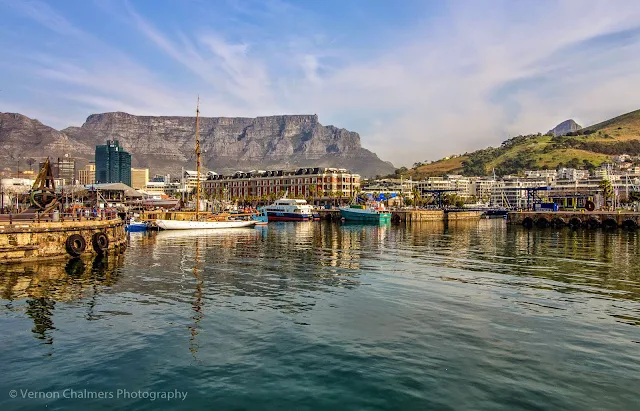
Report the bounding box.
[156,97,256,230]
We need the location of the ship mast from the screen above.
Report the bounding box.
[195,96,201,220]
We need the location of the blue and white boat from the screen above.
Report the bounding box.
[125,217,148,232]
[252,208,269,225]
[262,198,318,221]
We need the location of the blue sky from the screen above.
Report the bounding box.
[2,0,640,167]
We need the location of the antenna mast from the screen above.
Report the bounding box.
[195,96,201,219]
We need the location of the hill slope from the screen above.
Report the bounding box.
[411,109,640,178]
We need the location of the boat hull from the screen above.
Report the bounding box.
[156,219,256,230]
[266,212,314,221]
[125,223,148,232]
[339,207,392,222]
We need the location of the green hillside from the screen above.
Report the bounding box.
[410,109,640,178]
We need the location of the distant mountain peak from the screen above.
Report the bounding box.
[548,119,582,137]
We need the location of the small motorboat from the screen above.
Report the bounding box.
[251,208,269,225]
[125,217,148,232]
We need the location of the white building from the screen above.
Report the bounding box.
[490,177,548,209]
[0,178,35,210]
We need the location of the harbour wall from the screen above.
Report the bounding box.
[508,211,640,229]
[0,219,127,263]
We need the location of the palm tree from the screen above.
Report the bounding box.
[412,188,421,207]
[599,179,614,210]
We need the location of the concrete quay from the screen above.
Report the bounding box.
[508,211,640,229]
[0,218,127,263]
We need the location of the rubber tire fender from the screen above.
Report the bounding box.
[65,234,86,257]
[585,201,595,211]
[91,232,109,254]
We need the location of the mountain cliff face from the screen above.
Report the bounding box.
[0,113,94,159]
[0,112,394,177]
[548,119,582,137]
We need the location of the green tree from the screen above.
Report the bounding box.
[599,179,614,209]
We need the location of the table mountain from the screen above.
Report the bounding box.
[0,112,394,177]
[0,113,94,172]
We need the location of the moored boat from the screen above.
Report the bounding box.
[125,217,148,232]
[263,198,318,221]
[154,97,257,231]
[155,219,256,230]
[339,203,392,223]
[252,208,269,225]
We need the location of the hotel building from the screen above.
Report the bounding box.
[202,167,361,202]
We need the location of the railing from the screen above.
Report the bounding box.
[0,210,120,225]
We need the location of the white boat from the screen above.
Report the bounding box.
[156,219,256,230]
[262,198,319,221]
[154,96,256,231]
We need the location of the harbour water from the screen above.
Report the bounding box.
[1,220,639,410]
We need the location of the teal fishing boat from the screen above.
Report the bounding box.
[339,204,392,222]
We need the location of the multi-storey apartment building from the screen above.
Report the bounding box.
[202,167,360,201]
[415,175,473,200]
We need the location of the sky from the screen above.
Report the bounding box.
[2,0,640,167]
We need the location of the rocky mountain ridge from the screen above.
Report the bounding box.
[548,119,582,137]
[0,112,394,177]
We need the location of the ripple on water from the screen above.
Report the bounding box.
[1,221,640,410]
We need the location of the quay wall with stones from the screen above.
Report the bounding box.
[0,219,127,263]
[508,211,640,229]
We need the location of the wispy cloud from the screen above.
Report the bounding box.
[2,0,640,167]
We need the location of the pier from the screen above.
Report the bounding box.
[508,211,640,229]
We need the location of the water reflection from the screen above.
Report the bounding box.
[189,239,203,362]
[0,254,124,344]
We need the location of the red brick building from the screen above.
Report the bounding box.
[202,167,361,202]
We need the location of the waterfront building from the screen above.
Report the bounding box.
[524,170,557,184]
[490,177,548,209]
[131,168,149,189]
[83,182,143,207]
[142,181,181,197]
[361,178,416,197]
[38,156,77,185]
[0,177,34,211]
[181,170,208,193]
[557,168,589,181]
[78,163,96,185]
[416,175,473,200]
[202,167,360,203]
[95,140,132,186]
[55,156,76,184]
[470,178,496,202]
